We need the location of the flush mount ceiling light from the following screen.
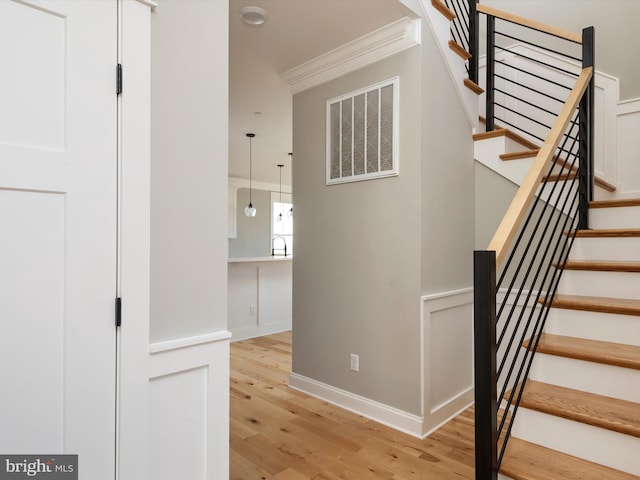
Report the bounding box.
[240,6,267,26]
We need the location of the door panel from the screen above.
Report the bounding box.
[0,1,117,476]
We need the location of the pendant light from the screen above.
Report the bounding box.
[244,133,257,217]
[287,152,293,218]
[276,164,284,222]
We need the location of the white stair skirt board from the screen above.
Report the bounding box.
[590,205,640,229]
[545,307,640,346]
[511,408,640,476]
[420,0,478,128]
[557,269,640,300]
[570,237,640,262]
[289,373,424,439]
[474,135,534,186]
[529,352,640,403]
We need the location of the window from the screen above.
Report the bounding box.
[271,192,292,256]
[326,77,399,185]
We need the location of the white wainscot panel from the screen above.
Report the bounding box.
[149,333,230,480]
[422,289,474,437]
[616,102,640,198]
[0,189,65,451]
[0,1,65,150]
[228,259,292,341]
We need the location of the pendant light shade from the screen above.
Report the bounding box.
[245,133,257,217]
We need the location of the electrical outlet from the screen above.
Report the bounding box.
[249,305,256,316]
[350,353,359,372]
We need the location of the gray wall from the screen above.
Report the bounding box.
[228,188,272,258]
[292,20,474,414]
[150,0,229,342]
[483,0,640,100]
[420,21,475,294]
[292,48,423,414]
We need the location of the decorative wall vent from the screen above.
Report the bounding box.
[326,77,399,185]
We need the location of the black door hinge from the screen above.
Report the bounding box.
[115,297,122,327]
[116,64,123,95]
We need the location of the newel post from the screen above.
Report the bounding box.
[578,26,594,230]
[474,250,498,480]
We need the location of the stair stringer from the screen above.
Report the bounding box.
[399,0,479,130]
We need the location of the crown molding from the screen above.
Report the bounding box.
[279,16,421,94]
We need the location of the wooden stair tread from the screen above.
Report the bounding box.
[500,149,540,161]
[573,228,640,238]
[524,333,640,371]
[560,260,640,272]
[544,171,576,183]
[591,198,640,208]
[463,77,484,95]
[473,128,508,141]
[431,0,456,21]
[475,118,616,191]
[543,293,640,316]
[500,438,640,480]
[595,176,617,192]
[478,117,540,149]
[449,40,471,60]
[518,380,640,438]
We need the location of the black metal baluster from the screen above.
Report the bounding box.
[486,16,496,131]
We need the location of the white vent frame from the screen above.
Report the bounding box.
[326,77,399,185]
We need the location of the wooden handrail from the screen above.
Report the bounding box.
[487,67,593,267]
[477,4,582,44]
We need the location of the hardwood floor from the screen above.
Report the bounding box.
[230,331,475,479]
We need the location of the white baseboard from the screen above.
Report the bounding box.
[230,321,291,342]
[289,372,424,439]
[290,288,476,440]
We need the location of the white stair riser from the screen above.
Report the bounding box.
[529,352,640,403]
[545,308,640,346]
[557,269,640,299]
[511,408,640,475]
[570,237,640,261]
[590,206,640,229]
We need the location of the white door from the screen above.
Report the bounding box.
[0,1,117,476]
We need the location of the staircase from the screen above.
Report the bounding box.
[500,198,640,479]
[427,1,640,478]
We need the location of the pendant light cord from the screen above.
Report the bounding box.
[249,136,253,204]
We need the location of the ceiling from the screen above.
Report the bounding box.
[228,0,414,188]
